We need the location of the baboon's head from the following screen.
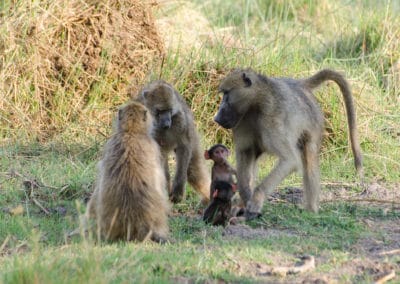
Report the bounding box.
[117,101,152,133]
[140,81,180,130]
[204,144,230,165]
[215,69,259,129]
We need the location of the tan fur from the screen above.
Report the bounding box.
[215,68,363,215]
[136,80,210,203]
[86,101,170,242]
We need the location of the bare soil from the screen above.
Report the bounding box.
[220,182,400,283]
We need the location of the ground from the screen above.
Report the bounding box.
[219,183,400,283]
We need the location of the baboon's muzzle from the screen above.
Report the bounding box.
[158,112,172,129]
[214,104,239,129]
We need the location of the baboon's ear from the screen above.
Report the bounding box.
[242,73,252,87]
[204,150,210,160]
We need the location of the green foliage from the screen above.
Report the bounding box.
[255,203,363,250]
[193,0,318,28]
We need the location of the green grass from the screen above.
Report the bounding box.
[1,143,399,283]
[1,0,400,282]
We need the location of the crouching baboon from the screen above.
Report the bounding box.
[214,68,363,217]
[203,180,236,226]
[86,101,170,242]
[136,80,210,203]
[204,144,237,200]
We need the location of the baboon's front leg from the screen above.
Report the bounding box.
[236,149,257,205]
[161,151,171,194]
[170,146,191,203]
[246,158,297,219]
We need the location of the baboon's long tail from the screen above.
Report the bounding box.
[303,69,363,177]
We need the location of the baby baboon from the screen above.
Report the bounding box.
[203,180,236,226]
[86,101,170,242]
[204,144,237,200]
[214,68,363,217]
[136,80,210,203]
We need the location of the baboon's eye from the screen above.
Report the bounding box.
[142,90,149,98]
[222,89,229,96]
[156,109,171,117]
[222,93,229,103]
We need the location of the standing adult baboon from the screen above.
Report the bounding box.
[214,68,363,217]
[136,80,210,203]
[86,101,170,242]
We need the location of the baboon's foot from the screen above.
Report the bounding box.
[244,210,262,221]
[169,192,183,203]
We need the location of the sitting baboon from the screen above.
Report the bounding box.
[204,143,237,200]
[214,68,363,217]
[203,180,236,226]
[86,101,170,242]
[136,80,210,203]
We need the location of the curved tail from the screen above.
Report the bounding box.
[303,69,363,177]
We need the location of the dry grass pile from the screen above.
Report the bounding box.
[0,0,163,142]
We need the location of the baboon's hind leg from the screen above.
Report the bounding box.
[301,139,321,213]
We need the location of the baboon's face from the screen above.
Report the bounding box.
[118,101,151,133]
[210,146,229,165]
[215,70,255,129]
[142,82,177,130]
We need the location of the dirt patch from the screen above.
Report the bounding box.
[323,182,400,202]
[318,257,398,284]
[355,219,400,257]
[269,182,400,208]
[240,250,398,283]
[226,182,400,283]
[269,187,304,205]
